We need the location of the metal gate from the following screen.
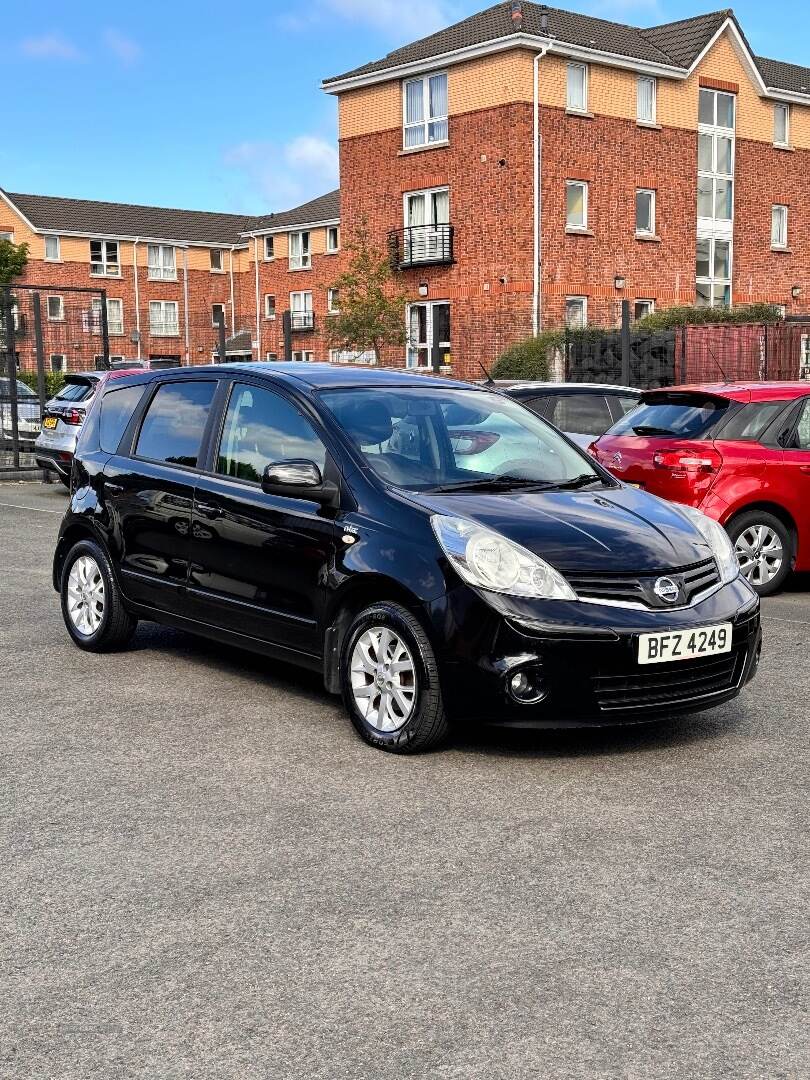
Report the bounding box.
[1,284,110,472]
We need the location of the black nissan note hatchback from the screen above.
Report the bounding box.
[54,363,761,753]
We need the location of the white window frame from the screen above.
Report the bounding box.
[94,354,125,367]
[264,235,275,261]
[565,296,587,329]
[89,239,120,277]
[402,71,449,149]
[50,354,67,372]
[289,231,311,270]
[406,300,450,369]
[89,296,124,335]
[264,294,276,320]
[635,189,656,237]
[403,186,451,263]
[44,235,61,262]
[637,76,656,125]
[0,230,14,242]
[212,303,227,328]
[565,180,588,231]
[696,235,732,308]
[210,248,224,273]
[147,244,177,282]
[774,103,790,148]
[289,290,313,330]
[771,204,788,250]
[292,350,314,363]
[326,226,340,253]
[46,295,64,322]
[149,300,179,337]
[634,299,655,320]
[566,63,588,114]
[327,288,339,314]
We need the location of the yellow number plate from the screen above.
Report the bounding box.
[43,416,57,429]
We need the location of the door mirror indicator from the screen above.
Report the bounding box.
[261,459,339,506]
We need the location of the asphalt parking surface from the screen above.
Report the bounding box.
[1,483,808,1079]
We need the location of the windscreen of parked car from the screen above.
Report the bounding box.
[606,392,731,439]
[55,378,96,403]
[0,378,37,400]
[321,387,605,492]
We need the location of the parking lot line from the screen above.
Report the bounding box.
[0,500,63,514]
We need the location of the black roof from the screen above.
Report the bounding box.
[245,190,341,235]
[227,362,468,390]
[323,3,810,97]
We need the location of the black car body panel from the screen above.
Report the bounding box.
[55,364,760,729]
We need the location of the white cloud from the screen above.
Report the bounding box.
[20,33,82,61]
[222,135,339,212]
[102,28,142,66]
[276,0,461,38]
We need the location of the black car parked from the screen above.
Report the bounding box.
[54,364,761,753]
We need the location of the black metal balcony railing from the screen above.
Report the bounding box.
[388,225,454,270]
[290,311,315,332]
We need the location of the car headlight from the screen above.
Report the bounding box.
[431,514,577,600]
[678,504,739,584]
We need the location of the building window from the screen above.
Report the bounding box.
[212,303,227,328]
[95,355,125,366]
[406,301,450,369]
[634,299,655,320]
[771,205,788,250]
[90,296,124,335]
[264,235,274,260]
[289,231,311,270]
[328,348,376,365]
[566,181,588,230]
[46,295,64,321]
[403,72,448,148]
[44,235,61,261]
[699,88,735,129]
[90,239,120,276]
[264,294,276,319]
[210,249,224,272]
[637,77,656,124]
[147,244,176,281]
[50,354,66,372]
[290,291,313,330]
[403,186,451,262]
[566,63,588,113]
[149,300,179,336]
[696,237,732,307]
[0,230,13,241]
[565,297,587,328]
[292,350,314,362]
[774,103,790,147]
[635,189,656,236]
[327,288,340,314]
[326,226,339,253]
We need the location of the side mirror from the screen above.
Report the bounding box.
[261,459,339,506]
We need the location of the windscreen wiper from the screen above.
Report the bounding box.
[631,424,673,435]
[426,475,556,493]
[549,473,605,490]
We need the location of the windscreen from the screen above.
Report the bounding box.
[321,386,604,493]
[55,379,96,403]
[607,393,731,439]
[0,378,37,400]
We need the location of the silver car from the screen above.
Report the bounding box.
[0,377,42,448]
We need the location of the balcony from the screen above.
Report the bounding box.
[290,311,315,332]
[388,225,454,270]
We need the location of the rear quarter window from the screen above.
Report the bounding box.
[100,385,147,454]
[607,394,730,439]
[717,401,788,442]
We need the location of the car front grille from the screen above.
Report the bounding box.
[592,648,745,712]
[566,558,721,609]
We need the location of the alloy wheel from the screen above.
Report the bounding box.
[350,626,417,732]
[66,555,105,636]
[734,524,783,587]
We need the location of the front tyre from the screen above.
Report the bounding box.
[60,539,137,651]
[340,602,448,753]
[727,511,792,596]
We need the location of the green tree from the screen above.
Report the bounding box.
[0,238,29,286]
[326,224,409,362]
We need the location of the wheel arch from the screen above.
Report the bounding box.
[52,519,108,591]
[723,501,798,568]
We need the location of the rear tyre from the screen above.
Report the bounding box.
[726,511,792,596]
[340,602,448,753]
[60,539,137,651]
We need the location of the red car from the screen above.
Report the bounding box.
[591,382,810,595]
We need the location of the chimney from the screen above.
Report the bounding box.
[540,12,548,34]
[510,1,523,31]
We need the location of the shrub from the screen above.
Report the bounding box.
[636,303,783,331]
[491,331,559,380]
[17,371,66,398]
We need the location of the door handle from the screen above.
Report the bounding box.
[196,502,224,519]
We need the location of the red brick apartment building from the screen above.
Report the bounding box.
[3,4,810,380]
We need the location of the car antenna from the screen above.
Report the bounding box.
[477,360,495,386]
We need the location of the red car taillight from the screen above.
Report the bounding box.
[586,440,599,458]
[652,447,722,474]
[63,408,84,426]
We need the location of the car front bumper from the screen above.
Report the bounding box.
[427,576,761,728]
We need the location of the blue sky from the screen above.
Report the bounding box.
[2,0,806,216]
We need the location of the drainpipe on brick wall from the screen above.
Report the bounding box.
[533,43,550,337]
[253,235,261,360]
[182,248,190,365]
[229,247,236,332]
[133,238,141,359]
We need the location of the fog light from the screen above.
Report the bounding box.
[507,665,547,704]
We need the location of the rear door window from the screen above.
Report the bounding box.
[135,381,216,467]
[718,401,788,442]
[548,393,613,436]
[607,393,730,438]
[100,385,147,454]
